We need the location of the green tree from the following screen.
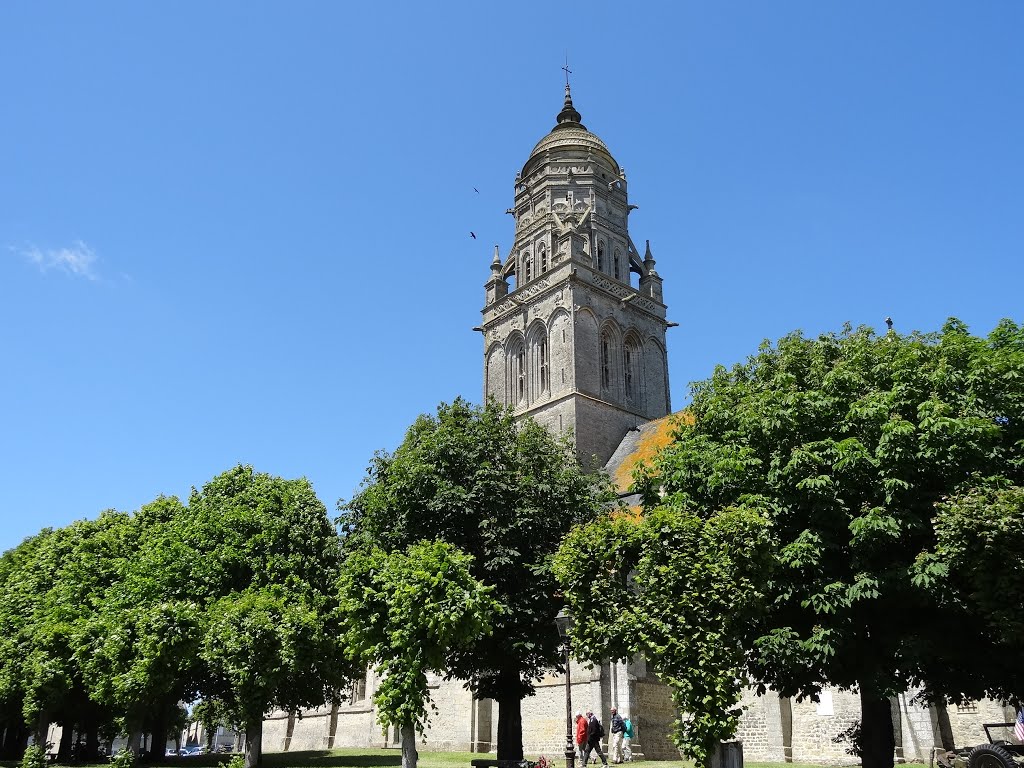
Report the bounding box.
[0,504,179,763]
[190,699,225,751]
[912,481,1024,699]
[338,541,499,768]
[2,515,127,761]
[84,497,198,761]
[0,531,54,760]
[559,319,1024,768]
[554,504,774,766]
[342,398,613,761]
[187,466,354,768]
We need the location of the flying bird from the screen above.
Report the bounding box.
[473,187,479,193]
[470,232,477,239]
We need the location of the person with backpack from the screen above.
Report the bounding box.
[583,710,608,767]
[622,715,634,763]
[609,707,625,763]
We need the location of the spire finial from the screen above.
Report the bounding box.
[555,56,583,127]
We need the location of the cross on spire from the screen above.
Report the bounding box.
[562,55,572,88]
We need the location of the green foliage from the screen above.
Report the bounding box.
[0,464,352,767]
[84,498,198,728]
[226,753,246,768]
[110,748,136,768]
[342,398,613,757]
[914,480,1024,698]
[192,698,237,741]
[559,319,1024,767]
[337,541,499,735]
[555,504,774,764]
[19,744,46,768]
[202,589,330,723]
[187,467,355,733]
[930,482,1024,610]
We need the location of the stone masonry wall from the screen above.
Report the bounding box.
[633,678,679,760]
[735,690,785,761]
[787,689,862,765]
[262,675,1017,761]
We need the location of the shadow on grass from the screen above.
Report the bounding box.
[263,752,403,768]
[0,753,406,768]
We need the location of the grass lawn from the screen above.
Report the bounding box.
[0,749,840,768]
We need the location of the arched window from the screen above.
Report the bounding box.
[517,347,526,402]
[540,245,548,274]
[600,330,611,391]
[523,251,532,283]
[624,337,641,403]
[624,344,634,399]
[539,337,549,392]
[597,241,605,272]
[613,250,621,280]
[507,336,526,406]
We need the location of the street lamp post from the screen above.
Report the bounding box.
[555,610,575,768]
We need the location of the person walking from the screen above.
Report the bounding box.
[622,714,634,763]
[609,708,625,763]
[575,712,588,768]
[582,710,608,767]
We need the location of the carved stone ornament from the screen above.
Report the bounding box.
[551,165,594,175]
[590,274,658,312]
[490,278,553,316]
[551,203,592,238]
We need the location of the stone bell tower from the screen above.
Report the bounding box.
[482,84,671,468]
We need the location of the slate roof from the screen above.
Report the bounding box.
[602,410,693,505]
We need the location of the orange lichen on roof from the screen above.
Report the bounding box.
[609,505,643,521]
[611,410,694,493]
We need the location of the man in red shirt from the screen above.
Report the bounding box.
[575,712,588,767]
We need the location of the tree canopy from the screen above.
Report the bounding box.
[556,319,1024,768]
[338,540,499,768]
[341,398,614,761]
[0,466,351,768]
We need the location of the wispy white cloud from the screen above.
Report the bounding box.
[11,240,100,280]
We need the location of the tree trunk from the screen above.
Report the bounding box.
[934,702,955,751]
[33,710,50,751]
[3,716,29,760]
[244,718,262,768]
[204,726,214,753]
[860,689,895,768]
[57,722,74,762]
[85,724,100,763]
[400,723,417,768]
[127,728,143,756]
[149,715,168,763]
[284,710,295,752]
[496,689,524,762]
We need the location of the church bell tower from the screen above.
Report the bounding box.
[481,84,671,468]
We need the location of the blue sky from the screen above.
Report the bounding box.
[2,2,1021,553]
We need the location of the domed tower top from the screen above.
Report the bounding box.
[481,79,671,469]
[521,84,620,178]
